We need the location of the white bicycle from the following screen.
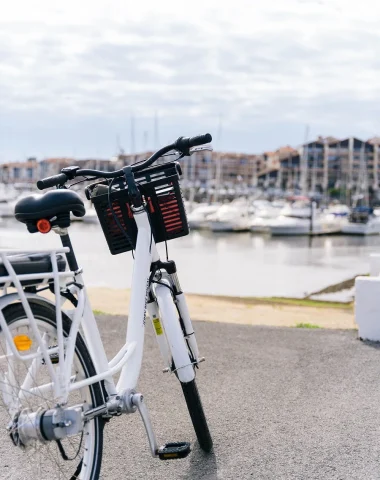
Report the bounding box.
[0,134,213,479]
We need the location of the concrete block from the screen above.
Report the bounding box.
[370,253,380,276]
[355,276,380,341]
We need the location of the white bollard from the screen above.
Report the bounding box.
[370,253,380,277]
[355,276,380,341]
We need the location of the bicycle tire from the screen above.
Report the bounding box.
[181,379,213,452]
[0,301,104,480]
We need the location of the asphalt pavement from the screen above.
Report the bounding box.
[97,315,380,480]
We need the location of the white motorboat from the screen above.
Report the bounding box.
[269,213,343,236]
[269,201,344,236]
[341,207,380,235]
[250,201,285,233]
[278,201,312,219]
[209,202,252,232]
[0,200,14,218]
[0,184,17,202]
[187,203,221,230]
[324,204,350,217]
[249,216,274,233]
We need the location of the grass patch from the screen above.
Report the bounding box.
[188,293,353,309]
[262,297,352,309]
[295,322,321,329]
[244,296,352,309]
[93,309,108,316]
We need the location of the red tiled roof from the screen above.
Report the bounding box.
[1,161,38,168]
[277,145,297,153]
[41,158,75,164]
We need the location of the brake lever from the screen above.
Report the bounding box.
[189,145,213,154]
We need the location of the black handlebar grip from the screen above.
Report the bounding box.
[174,133,212,154]
[188,133,212,148]
[37,173,68,190]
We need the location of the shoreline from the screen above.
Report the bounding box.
[87,287,356,330]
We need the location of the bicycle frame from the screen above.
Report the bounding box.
[0,206,196,411]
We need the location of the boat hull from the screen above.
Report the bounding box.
[188,220,211,230]
[341,222,380,235]
[270,226,341,236]
[269,217,343,236]
[210,221,250,232]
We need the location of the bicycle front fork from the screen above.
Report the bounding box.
[147,263,201,370]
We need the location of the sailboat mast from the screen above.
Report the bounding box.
[213,114,223,204]
[301,124,310,197]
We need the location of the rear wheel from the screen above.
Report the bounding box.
[0,302,104,479]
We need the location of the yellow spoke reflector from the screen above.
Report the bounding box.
[14,335,33,351]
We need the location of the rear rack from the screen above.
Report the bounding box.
[85,162,189,255]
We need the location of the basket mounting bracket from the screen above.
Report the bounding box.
[123,166,142,208]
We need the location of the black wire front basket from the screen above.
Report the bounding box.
[85,162,189,255]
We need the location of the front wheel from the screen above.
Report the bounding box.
[154,284,213,452]
[181,379,213,452]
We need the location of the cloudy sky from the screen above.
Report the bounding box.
[1,0,379,161]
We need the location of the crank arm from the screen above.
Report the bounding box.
[131,393,159,457]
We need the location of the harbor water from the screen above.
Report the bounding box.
[0,218,378,298]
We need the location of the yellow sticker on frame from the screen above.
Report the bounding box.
[153,317,163,335]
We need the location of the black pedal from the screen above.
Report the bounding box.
[157,442,191,460]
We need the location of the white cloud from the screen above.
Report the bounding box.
[1,0,380,159]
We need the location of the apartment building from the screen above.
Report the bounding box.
[300,137,380,197]
[256,136,380,198]
[0,157,115,186]
[257,146,300,189]
[0,157,39,184]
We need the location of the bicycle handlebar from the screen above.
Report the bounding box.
[36,173,69,190]
[36,133,212,190]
